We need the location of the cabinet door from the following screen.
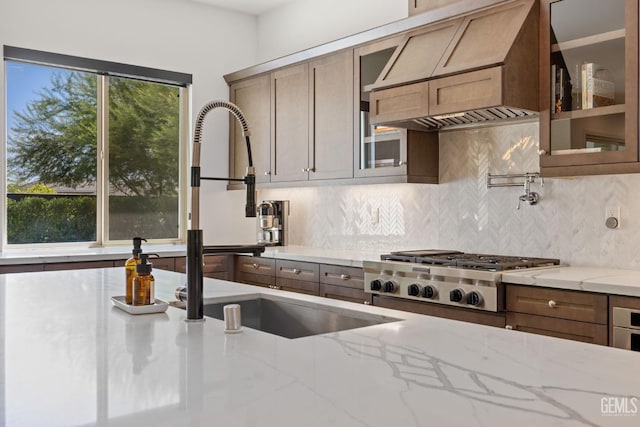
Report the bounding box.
[506,312,608,345]
[309,50,354,180]
[353,36,408,179]
[229,75,271,184]
[271,64,309,182]
[539,0,639,176]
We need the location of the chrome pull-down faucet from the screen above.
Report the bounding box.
[185,100,265,322]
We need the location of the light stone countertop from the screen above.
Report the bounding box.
[1,267,638,426]
[502,266,640,297]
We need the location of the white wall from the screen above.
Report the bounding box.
[256,0,407,61]
[0,0,259,245]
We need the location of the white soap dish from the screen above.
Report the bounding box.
[111,296,169,315]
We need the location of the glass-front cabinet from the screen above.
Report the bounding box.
[353,36,406,178]
[539,0,639,175]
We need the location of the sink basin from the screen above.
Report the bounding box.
[203,295,400,339]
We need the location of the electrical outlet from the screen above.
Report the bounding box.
[605,205,620,228]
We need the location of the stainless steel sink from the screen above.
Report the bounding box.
[203,296,400,339]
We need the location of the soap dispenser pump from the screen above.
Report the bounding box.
[125,237,147,304]
[133,253,155,306]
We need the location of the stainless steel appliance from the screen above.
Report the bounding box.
[364,250,560,312]
[257,200,289,246]
[612,307,640,351]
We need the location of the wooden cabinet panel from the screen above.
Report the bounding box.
[506,285,607,324]
[309,50,354,180]
[319,283,372,305]
[229,75,272,183]
[235,256,275,276]
[373,295,506,328]
[373,19,460,88]
[506,312,608,345]
[409,0,468,16]
[152,257,176,272]
[276,259,319,282]
[271,63,309,182]
[234,271,274,288]
[44,260,115,271]
[320,264,364,289]
[434,0,534,76]
[370,81,429,125]
[0,264,44,273]
[275,277,319,296]
[175,255,229,279]
[428,67,503,116]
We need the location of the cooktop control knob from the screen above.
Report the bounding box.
[449,288,465,303]
[422,285,437,299]
[407,284,421,297]
[383,280,397,293]
[466,291,483,306]
[370,279,382,291]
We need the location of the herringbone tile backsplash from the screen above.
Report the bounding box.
[259,121,640,269]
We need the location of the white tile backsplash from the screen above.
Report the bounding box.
[259,121,640,269]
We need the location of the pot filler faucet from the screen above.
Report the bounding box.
[185,100,265,322]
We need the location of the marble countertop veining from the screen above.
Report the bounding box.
[1,267,639,426]
[502,266,640,297]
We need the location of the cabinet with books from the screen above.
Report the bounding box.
[539,0,639,176]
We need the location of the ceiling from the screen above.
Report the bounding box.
[191,0,304,15]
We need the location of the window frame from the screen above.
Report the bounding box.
[2,46,190,248]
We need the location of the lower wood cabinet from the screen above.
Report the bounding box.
[372,295,506,327]
[175,255,230,280]
[44,260,116,271]
[319,264,371,305]
[234,256,276,288]
[505,284,608,345]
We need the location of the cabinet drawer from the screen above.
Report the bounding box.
[44,260,115,271]
[428,66,502,116]
[506,285,607,324]
[235,256,275,276]
[320,264,364,289]
[275,277,319,296]
[152,257,176,271]
[370,81,429,125]
[276,259,319,282]
[506,312,608,346]
[373,295,506,328]
[175,255,228,274]
[234,271,275,288]
[319,283,372,305]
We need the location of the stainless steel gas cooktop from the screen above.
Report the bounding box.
[364,250,560,312]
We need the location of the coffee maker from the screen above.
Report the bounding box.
[257,200,289,246]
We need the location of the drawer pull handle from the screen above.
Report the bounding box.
[548,300,557,308]
[252,263,259,269]
[363,301,371,305]
[505,325,514,330]
[340,274,351,280]
[293,268,301,274]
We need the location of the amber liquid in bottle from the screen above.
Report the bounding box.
[125,255,140,304]
[132,272,155,306]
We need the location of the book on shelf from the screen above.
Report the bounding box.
[552,64,572,112]
[581,63,615,109]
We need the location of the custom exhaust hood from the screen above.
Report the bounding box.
[367,0,539,131]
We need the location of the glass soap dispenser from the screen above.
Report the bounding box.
[125,237,147,304]
[133,254,155,306]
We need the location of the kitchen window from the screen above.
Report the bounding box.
[3,46,191,246]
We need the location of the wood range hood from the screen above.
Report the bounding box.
[367,0,539,131]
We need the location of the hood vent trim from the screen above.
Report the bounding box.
[413,107,537,131]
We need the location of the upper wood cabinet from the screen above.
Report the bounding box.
[308,50,354,181]
[539,0,639,176]
[409,0,461,16]
[229,75,271,186]
[271,51,354,183]
[271,63,310,182]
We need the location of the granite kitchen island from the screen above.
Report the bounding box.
[1,267,638,426]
